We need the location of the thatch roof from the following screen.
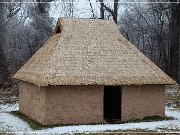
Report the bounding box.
[13,18,175,86]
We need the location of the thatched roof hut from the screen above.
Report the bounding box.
[14,18,175,125]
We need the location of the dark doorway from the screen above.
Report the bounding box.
[104,86,121,122]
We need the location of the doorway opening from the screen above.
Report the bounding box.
[104,86,121,122]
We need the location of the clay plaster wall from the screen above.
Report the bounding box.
[19,81,46,124]
[19,81,165,125]
[19,82,104,125]
[121,85,165,121]
[42,85,104,125]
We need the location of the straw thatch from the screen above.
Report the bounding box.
[13,17,175,86]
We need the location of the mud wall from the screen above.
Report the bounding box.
[121,85,165,121]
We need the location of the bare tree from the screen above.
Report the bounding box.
[99,0,119,23]
[55,0,77,17]
[99,0,104,19]
[169,0,180,82]
[89,0,96,18]
[26,0,53,55]
[0,1,9,88]
[0,1,54,80]
[119,1,171,73]
[0,0,22,88]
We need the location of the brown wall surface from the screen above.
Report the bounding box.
[19,82,104,125]
[19,81,46,124]
[121,85,165,121]
[42,85,104,125]
[19,82,165,125]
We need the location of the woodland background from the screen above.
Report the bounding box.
[0,0,179,91]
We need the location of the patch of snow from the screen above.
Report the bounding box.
[40,121,180,134]
[0,106,180,134]
[166,109,180,119]
[0,113,32,134]
[0,103,19,112]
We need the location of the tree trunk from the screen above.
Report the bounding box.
[0,1,10,88]
[99,0,104,19]
[99,0,119,23]
[169,0,180,83]
[113,0,118,24]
